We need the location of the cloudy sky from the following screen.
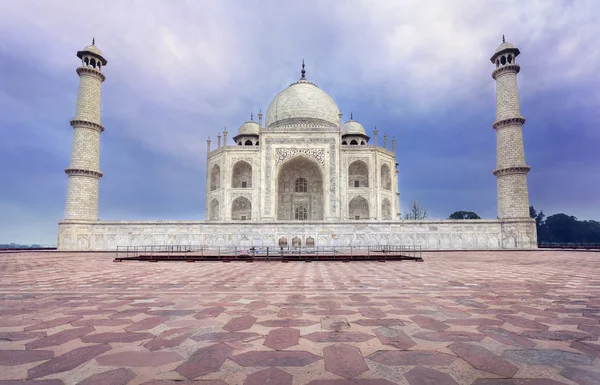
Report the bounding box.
[1,0,598,244]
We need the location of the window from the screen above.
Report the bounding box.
[355,215,360,220]
[295,206,307,220]
[354,180,360,188]
[295,178,307,193]
[279,237,288,247]
[241,181,247,188]
[241,215,247,221]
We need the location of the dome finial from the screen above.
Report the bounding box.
[301,59,306,79]
[250,112,254,121]
[350,112,353,120]
[92,37,95,45]
[502,34,505,43]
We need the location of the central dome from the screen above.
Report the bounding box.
[265,78,340,129]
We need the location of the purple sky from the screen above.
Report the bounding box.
[1,0,598,244]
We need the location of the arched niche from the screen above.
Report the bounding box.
[349,196,369,220]
[210,164,221,191]
[381,198,392,220]
[231,196,252,220]
[232,160,252,188]
[348,160,369,188]
[276,156,324,220]
[209,199,220,220]
[381,164,391,190]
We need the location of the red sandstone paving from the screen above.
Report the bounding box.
[2,250,600,384]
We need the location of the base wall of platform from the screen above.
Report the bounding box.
[57,219,537,251]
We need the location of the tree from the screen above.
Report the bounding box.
[448,211,481,220]
[404,201,428,220]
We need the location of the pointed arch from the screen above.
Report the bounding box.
[277,156,323,220]
[381,198,392,220]
[348,160,369,188]
[232,160,252,188]
[349,196,369,220]
[231,196,251,220]
[210,164,221,191]
[209,199,220,220]
[381,164,391,190]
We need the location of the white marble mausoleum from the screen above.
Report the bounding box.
[57,39,537,250]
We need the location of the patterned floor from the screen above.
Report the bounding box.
[0,250,599,384]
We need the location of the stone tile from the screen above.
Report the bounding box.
[478,326,536,348]
[278,308,303,318]
[410,315,449,331]
[77,368,136,385]
[321,316,350,331]
[96,351,183,367]
[24,316,83,331]
[307,310,358,316]
[578,324,600,336]
[223,315,257,332]
[246,301,269,309]
[471,380,568,385]
[502,349,595,366]
[512,305,557,318]
[404,366,458,385]
[413,331,485,342]
[144,328,193,351]
[0,380,65,385]
[259,319,318,327]
[439,306,471,318]
[535,316,599,326]
[570,340,600,358]
[141,380,227,385]
[0,350,54,365]
[0,331,46,341]
[285,294,306,303]
[319,300,341,310]
[71,319,132,327]
[81,332,154,343]
[449,342,518,377]
[244,368,292,385]
[231,351,321,367]
[358,307,386,318]
[560,366,600,385]
[192,331,262,343]
[124,316,165,332]
[367,350,457,366]
[446,318,503,326]
[521,329,595,341]
[28,344,111,379]
[324,343,368,379]
[353,318,404,327]
[303,332,374,343]
[496,314,549,330]
[194,306,226,319]
[306,381,396,385]
[375,327,416,350]
[175,343,233,379]
[264,328,300,350]
[26,326,94,350]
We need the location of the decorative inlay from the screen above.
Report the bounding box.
[65,168,103,178]
[70,119,104,133]
[493,166,531,176]
[267,117,339,130]
[275,148,325,169]
[492,64,520,79]
[76,66,106,82]
[493,117,526,130]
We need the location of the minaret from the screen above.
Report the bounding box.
[64,39,107,221]
[491,36,531,219]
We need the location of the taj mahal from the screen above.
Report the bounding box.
[57,38,537,250]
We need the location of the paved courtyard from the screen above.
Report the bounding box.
[0,250,599,385]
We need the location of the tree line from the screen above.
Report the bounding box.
[404,201,600,244]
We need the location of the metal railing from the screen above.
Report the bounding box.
[115,244,422,261]
[538,242,600,250]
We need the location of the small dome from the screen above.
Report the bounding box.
[494,41,515,54]
[342,120,366,136]
[82,44,103,57]
[238,120,259,136]
[265,80,340,129]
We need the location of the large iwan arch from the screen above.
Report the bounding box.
[276,156,324,220]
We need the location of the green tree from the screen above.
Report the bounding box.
[448,211,481,220]
[404,201,428,220]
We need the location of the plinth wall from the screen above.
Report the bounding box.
[57,219,537,251]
